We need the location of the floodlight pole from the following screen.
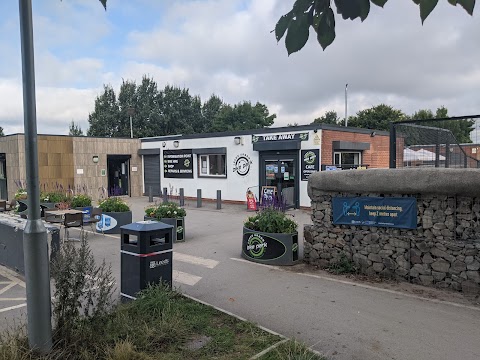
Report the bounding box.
[18,0,52,353]
[344,83,348,127]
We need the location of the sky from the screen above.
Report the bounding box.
[0,0,479,136]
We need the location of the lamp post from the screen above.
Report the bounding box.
[127,107,134,138]
[18,0,52,352]
[345,83,348,127]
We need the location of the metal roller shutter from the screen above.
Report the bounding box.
[143,155,161,196]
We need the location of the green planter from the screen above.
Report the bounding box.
[242,227,299,266]
[98,211,132,234]
[144,216,185,242]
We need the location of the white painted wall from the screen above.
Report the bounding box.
[141,129,322,207]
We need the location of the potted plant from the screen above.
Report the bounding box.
[144,202,186,242]
[14,189,28,214]
[71,194,93,222]
[97,197,132,234]
[242,208,299,265]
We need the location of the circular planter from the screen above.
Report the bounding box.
[144,216,185,242]
[242,227,299,265]
[97,211,132,234]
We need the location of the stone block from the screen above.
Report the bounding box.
[390,238,409,249]
[395,268,409,277]
[416,241,431,253]
[396,255,410,270]
[465,256,474,265]
[317,259,330,268]
[450,260,466,274]
[431,259,450,273]
[372,262,384,272]
[422,253,434,264]
[379,249,394,257]
[353,253,371,268]
[312,243,324,251]
[368,253,382,263]
[366,244,381,254]
[420,275,434,286]
[431,248,455,262]
[466,271,480,283]
[433,223,446,230]
[383,258,396,270]
[432,271,446,281]
[410,255,422,264]
[309,249,319,261]
[412,264,431,275]
[467,260,480,271]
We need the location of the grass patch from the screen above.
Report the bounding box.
[0,285,284,360]
[328,253,358,275]
[259,340,326,360]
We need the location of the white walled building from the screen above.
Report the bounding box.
[139,124,390,208]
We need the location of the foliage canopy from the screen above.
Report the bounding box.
[276,0,476,54]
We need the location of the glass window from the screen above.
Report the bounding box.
[198,154,226,177]
[333,152,361,169]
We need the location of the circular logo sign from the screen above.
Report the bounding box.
[184,159,190,167]
[304,151,316,165]
[246,234,268,258]
[233,154,252,176]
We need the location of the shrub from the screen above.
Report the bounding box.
[40,191,69,203]
[244,208,297,234]
[145,202,186,219]
[51,234,115,342]
[14,188,27,200]
[70,194,92,208]
[99,197,130,212]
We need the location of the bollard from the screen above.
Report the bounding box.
[148,186,153,203]
[179,188,185,206]
[163,187,168,203]
[197,189,202,208]
[216,190,222,210]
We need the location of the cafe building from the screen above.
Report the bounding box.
[139,124,390,208]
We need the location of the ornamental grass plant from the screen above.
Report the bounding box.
[145,202,187,219]
[98,197,130,212]
[244,208,297,234]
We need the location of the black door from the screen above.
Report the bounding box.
[143,155,161,196]
[0,154,6,200]
[107,155,131,196]
[259,151,299,208]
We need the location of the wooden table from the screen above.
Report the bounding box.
[44,209,84,223]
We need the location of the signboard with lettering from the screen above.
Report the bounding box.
[261,186,277,202]
[301,149,320,181]
[332,197,417,229]
[252,132,309,143]
[163,149,193,178]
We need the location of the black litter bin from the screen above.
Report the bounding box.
[120,220,174,300]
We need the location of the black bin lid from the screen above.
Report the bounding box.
[120,220,173,233]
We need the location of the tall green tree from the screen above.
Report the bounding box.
[87,85,120,137]
[276,0,475,54]
[409,106,474,143]
[0,127,4,136]
[211,102,276,132]
[312,110,340,125]
[68,121,83,136]
[87,76,276,137]
[348,104,406,131]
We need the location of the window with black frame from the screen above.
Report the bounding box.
[198,154,226,177]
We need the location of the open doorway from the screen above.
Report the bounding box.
[107,155,131,196]
[0,154,6,200]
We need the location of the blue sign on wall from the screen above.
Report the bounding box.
[332,197,417,229]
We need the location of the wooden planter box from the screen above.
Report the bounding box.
[242,227,299,266]
[97,211,132,234]
[144,216,185,242]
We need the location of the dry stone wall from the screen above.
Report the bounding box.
[305,169,480,295]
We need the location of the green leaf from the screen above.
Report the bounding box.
[419,0,439,23]
[371,0,389,6]
[360,0,371,20]
[285,13,311,55]
[447,0,458,4]
[457,0,475,15]
[334,0,361,20]
[293,0,314,13]
[275,12,293,41]
[315,0,330,12]
[98,0,107,10]
[316,8,336,50]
